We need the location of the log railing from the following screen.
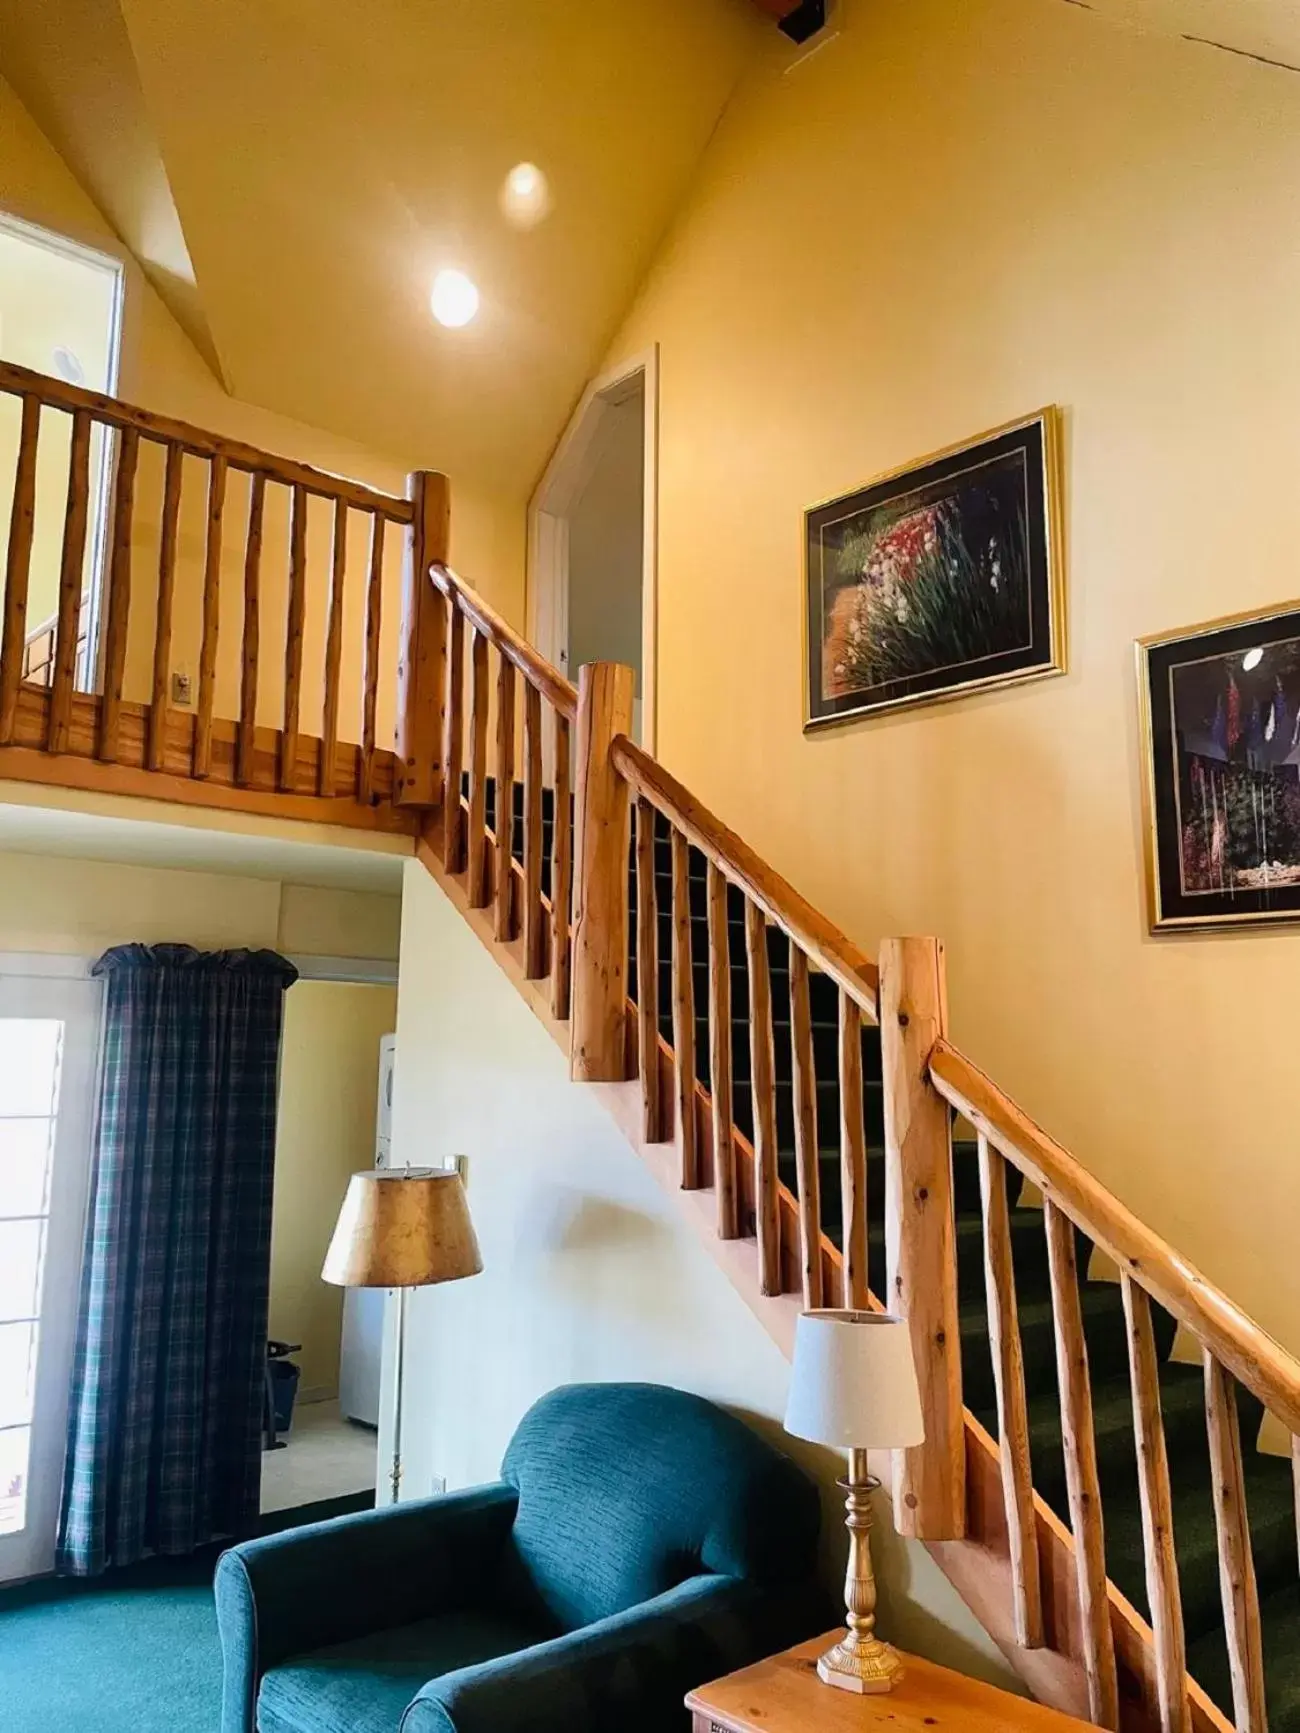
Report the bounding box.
[426,561,578,1023]
[931,1040,1300,1733]
[409,559,1300,1733]
[0,360,423,823]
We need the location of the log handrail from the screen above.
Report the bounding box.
[609,732,880,1018]
[430,562,577,720]
[930,1036,1300,1438]
[0,359,413,521]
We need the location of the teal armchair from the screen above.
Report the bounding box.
[215,1382,827,1733]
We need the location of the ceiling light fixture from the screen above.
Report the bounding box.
[1243,647,1264,671]
[500,162,551,230]
[430,269,480,329]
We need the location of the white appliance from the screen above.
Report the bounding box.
[338,1034,396,1426]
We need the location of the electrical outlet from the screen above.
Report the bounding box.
[430,1475,447,1497]
[171,670,193,706]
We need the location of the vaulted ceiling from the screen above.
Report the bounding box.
[0,0,761,496]
[3,0,1297,501]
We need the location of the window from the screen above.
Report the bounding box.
[0,1019,63,1536]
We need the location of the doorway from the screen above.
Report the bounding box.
[0,211,125,691]
[0,964,100,1586]
[528,348,658,747]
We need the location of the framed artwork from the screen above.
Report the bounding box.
[804,408,1065,729]
[1140,603,1300,930]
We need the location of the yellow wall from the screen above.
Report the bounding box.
[0,849,400,958]
[271,980,396,1397]
[0,74,524,730]
[603,0,1300,1353]
[387,861,1017,1686]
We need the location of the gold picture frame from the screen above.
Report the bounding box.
[803,407,1066,730]
[1139,600,1300,931]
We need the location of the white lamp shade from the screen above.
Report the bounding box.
[784,1310,925,1450]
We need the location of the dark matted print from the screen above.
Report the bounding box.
[1141,605,1300,929]
[805,409,1065,728]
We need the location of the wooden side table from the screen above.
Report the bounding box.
[687,1634,1094,1733]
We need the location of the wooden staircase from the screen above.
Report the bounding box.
[5,369,1299,1733]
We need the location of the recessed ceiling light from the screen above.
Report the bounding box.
[430,269,479,329]
[500,162,551,230]
[1243,647,1264,671]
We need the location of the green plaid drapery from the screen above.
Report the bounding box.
[56,945,297,1576]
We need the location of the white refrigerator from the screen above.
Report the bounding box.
[338,1034,395,1427]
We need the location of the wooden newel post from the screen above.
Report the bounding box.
[570,661,636,1082]
[396,469,449,806]
[880,936,965,1541]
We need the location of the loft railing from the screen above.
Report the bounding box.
[418,547,1300,1733]
[0,360,433,823]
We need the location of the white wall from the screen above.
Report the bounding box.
[567,388,644,690]
[386,858,1014,1685]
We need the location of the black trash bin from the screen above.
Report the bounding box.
[264,1339,302,1449]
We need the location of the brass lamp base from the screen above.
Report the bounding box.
[818,1451,904,1696]
[816,1632,905,1695]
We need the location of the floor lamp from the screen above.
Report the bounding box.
[323,1167,482,1503]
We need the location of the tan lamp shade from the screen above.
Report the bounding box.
[322,1168,482,1289]
[784,1310,924,1450]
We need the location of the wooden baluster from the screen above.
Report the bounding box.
[523,682,545,977]
[48,407,91,753]
[97,426,138,762]
[1044,1199,1120,1730]
[466,627,490,908]
[707,861,737,1239]
[1122,1275,1189,1733]
[978,1134,1044,1650]
[0,394,40,744]
[318,496,347,796]
[569,662,635,1082]
[237,473,265,787]
[1204,1351,1268,1733]
[396,470,449,805]
[671,828,699,1187]
[745,898,780,1295]
[494,655,517,941]
[550,710,572,1020]
[192,453,226,777]
[441,596,465,869]
[279,482,308,792]
[148,442,183,771]
[838,989,869,1309]
[635,798,664,1142]
[880,936,964,1541]
[358,511,384,803]
[789,946,823,1308]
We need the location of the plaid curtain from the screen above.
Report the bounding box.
[56,945,297,1576]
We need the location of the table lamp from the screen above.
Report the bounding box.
[323,1167,481,1503]
[784,1309,924,1694]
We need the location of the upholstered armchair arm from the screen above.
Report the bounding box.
[399,1572,824,1733]
[216,1484,520,1733]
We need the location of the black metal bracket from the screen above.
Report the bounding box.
[778,0,826,45]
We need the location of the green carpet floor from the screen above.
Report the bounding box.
[0,1492,371,1733]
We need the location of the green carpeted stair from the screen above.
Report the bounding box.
[624,810,1300,1731]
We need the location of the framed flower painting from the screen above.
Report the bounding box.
[1139,604,1300,930]
[804,409,1065,728]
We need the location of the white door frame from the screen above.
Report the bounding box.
[527,345,659,750]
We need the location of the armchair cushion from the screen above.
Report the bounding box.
[399,1573,826,1733]
[257,1609,545,1733]
[499,1383,822,1631]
